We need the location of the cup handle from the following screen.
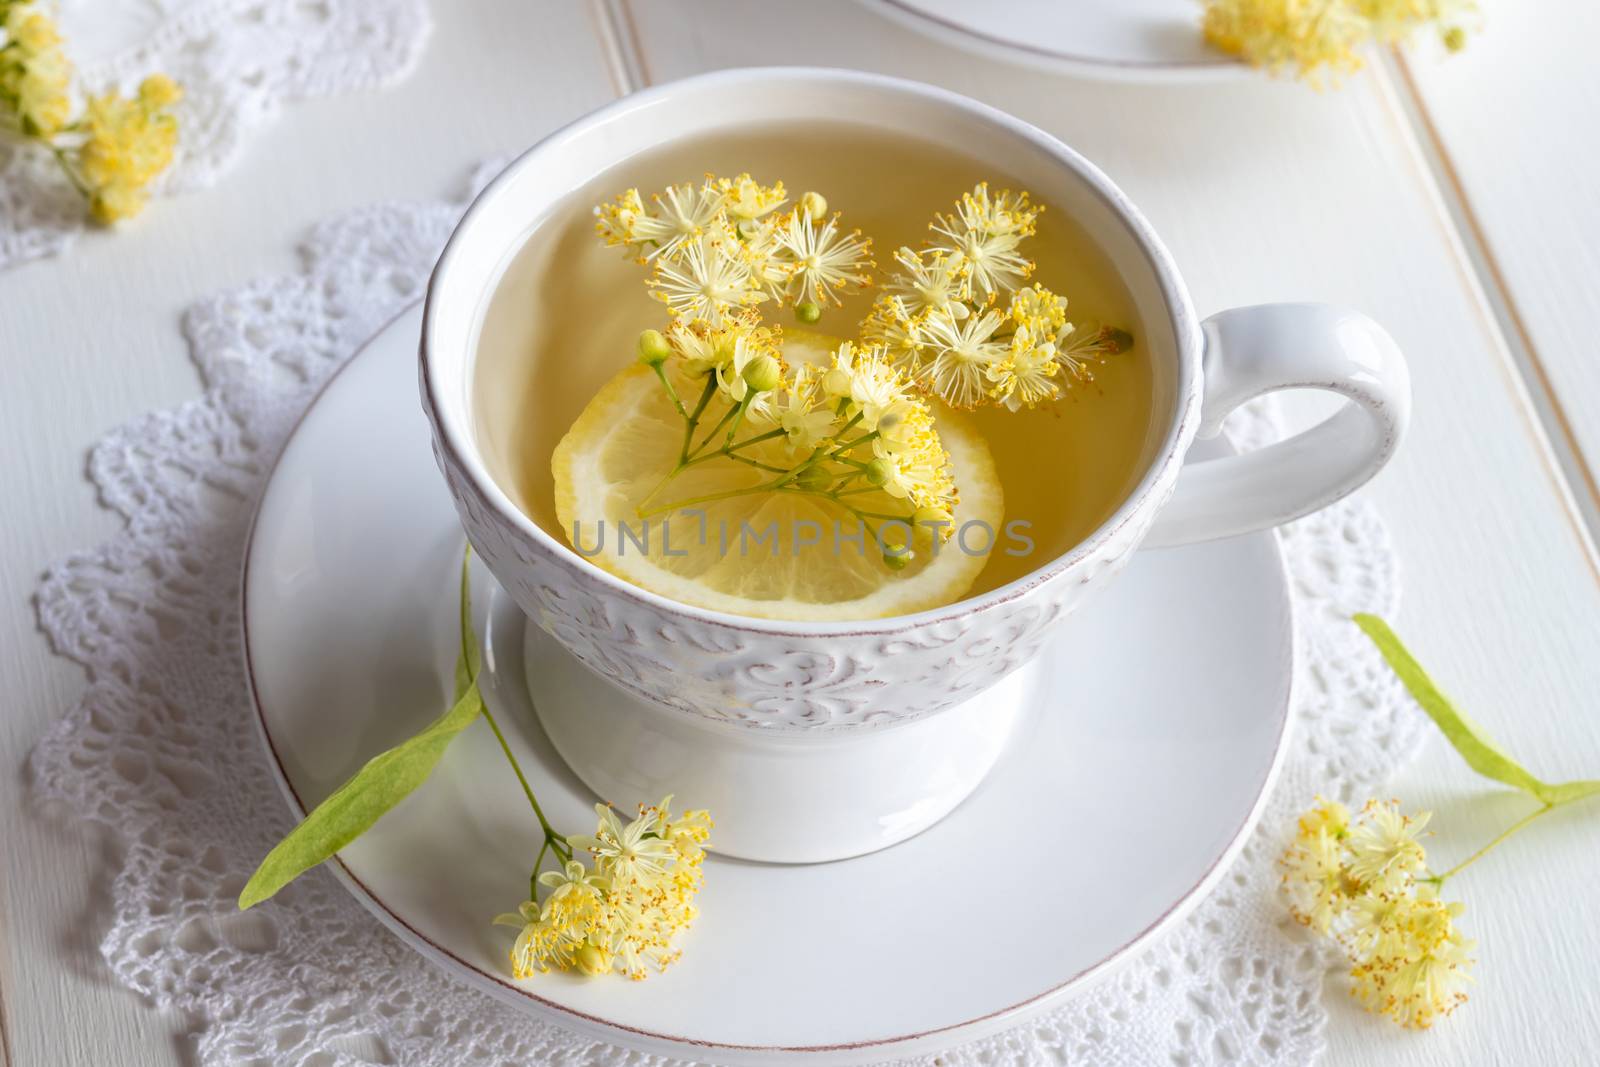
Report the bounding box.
[1144,303,1411,548]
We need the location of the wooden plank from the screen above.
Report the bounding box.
[619,2,1600,1062]
[0,2,619,1065]
[1395,0,1600,538]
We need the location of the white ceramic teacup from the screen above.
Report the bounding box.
[421,68,1409,862]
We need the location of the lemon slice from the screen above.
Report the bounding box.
[551,330,1003,621]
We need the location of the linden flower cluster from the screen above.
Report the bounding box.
[1202,0,1477,83]
[0,0,181,223]
[496,797,712,980]
[861,183,1133,411]
[601,174,961,567]
[632,318,962,559]
[1282,798,1474,1029]
[596,173,875,323]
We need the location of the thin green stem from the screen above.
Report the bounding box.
[830,430,879,458]
[726,427,786,453]
[530,838,549,902]
[639,477,783,518]
[679,377,717,464]
[480,701,562,850]
[689,395,742,458]
[722,393,754,449]
[724,453,790,474]
[1425,803,1553,885]
[50,144,90,198]
[653,364,687,420]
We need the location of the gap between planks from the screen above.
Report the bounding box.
[1375,48,1600,579]
[586,0,651,96]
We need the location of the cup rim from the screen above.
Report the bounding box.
[422,65,1202,638]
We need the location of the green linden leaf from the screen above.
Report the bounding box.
[1354,613,1600,808]
[240,549,482,910]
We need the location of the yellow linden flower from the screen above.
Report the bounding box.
[860,295,929,372]
[770,207,874,307]
[1343,886,1416,963]
[647,222,765,326]
[506,797,712,981]
[2,8,73,136]
[988,327,1062,411]
[1202,0,1371,81]
[595,178,725,262]
[77,81,182,224]
[891,427,958,521]
[919,305,1011,409]
[138,72,182,109]
[537,859,608,934]
[1352,0,1476,46]
[1008,283,1068,336]
[1349,893,1474,1029]
[569,802,680,885]
[927,183,1037,300]
[884,246,970,321]
[1281,824,1349,933]
[1346,799,1430,889]
[824,341,903,428]
[711,321,785,418]
[717,172,786,222]
[493,900,578,978]
[739,217,797,300]
[777,364,841,453]
[1298,796,1352,840]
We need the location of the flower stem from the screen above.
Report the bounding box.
[690,394,743,458]
[726,427,786,453]
[679,377,717,464]
[530,838,549,901]
[724,453,789,474]
[638,478,782,518]
[481,701,569,862]
[49,144,91,199]
[1425,802,1553,885]
[722,393,753,449]
[830,430,879,457]
[653,364,687,420]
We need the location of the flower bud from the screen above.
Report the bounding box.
[864,457,891,487]
[882,547,912,571]
[799,191,827,222]
[574,942,611,977]
[794,464,833,492]
[1104,328,1134,353]
[742,353,782,392]
[795,301,822,324]
[822,367,851,397]
[637,328,671,367]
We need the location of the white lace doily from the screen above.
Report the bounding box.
[30,180,1424,1066]
[0,0,431,270]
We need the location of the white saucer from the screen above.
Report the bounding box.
[244,304,1294,1064]
[863,0,1249,82]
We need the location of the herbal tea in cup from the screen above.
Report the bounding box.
[472,123,1155,621]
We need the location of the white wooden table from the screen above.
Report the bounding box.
[3,1,1597,1063]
